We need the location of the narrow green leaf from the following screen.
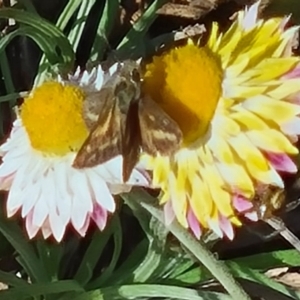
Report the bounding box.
[0,280,83,300]
[56,0,83,30]
[0,206,48,283]
[90,216,123,286]
[0,26,60,64]
[89,0,120,62]
[117,0,168,58]
[0,8,74,87]
[74,221,114,286]
[122,193,168,283]
[37,240,63,281]
[104,239,148,285]
[0,91,29,103]
[35,0,83,85]
[232,249,300,270]
[74,284,233,300]
[68,1,97,51]
[0,271,29,287]
[0,8,74,61]
[228,261,300,299]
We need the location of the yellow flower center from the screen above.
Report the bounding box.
[21,81,89,156]
[143,43,223,145]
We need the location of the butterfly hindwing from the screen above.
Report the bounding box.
[138,95,182,156]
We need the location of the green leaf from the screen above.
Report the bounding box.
[0,270,29,287]
[89,216,123,286]
[0,8,74,65]
[117,0,169,59]
[89,0,120,62]
[34,0,83,85]
[232,249,300,270]
[36,240,64,281]
[0,26,61,64]
[74,284,233,300]
[68,0,97,51]
[105,239,148,285]
[0,280,83,300]
[228,261,300,299]
[0,206,48,283]
[121,193,168,283]
[74,221,115,286]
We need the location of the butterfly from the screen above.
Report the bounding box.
[72,60,182,182]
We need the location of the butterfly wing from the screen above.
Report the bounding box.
[73,88,123,168]
[138,95,182,156]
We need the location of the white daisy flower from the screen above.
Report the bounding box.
[0,63,148,242]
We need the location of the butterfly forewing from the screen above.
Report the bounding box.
[73,89,123,168]
[138,95,182,156]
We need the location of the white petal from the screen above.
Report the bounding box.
[21,181,41,217]
[41,224,52,239]
[53,162,72,225]
[69,171,91,231]
[71,195,88,231]
[32,195,49,227]
[0,157,21,177]
[94,155,123,181]
[49,211,65,242]
[127,168,150,186]
[88,170,115,212]
[25,211,39,239]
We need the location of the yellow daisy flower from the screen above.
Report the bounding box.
[0,64,148,242]
[141,3,300,239]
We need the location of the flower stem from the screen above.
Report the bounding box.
[127,188,251,300]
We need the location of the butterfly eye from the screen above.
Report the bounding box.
[131,68,140,83]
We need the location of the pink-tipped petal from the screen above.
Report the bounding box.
[283,65,300,79]
[163,201,175,226]
[233,195,253,212]
[91,204,108,231]
[0,173,14,190]
[77,217,90,237]
[265,152,297,173]
[187,208,202,239]
[219,214,234,240]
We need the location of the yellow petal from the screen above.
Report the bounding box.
[243,95,300,122]
[228,135,271,183]
[170,172,188,228]
[152,156,170,187]
[216,162,254,197]
[247,129,298,154]
[208,137,234,164]
[189,175,211,227]
[248,58,298,82]
[227,85,268,98]
[203,164,234,218]
[267,79,300,99]
[231,108,269,130]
